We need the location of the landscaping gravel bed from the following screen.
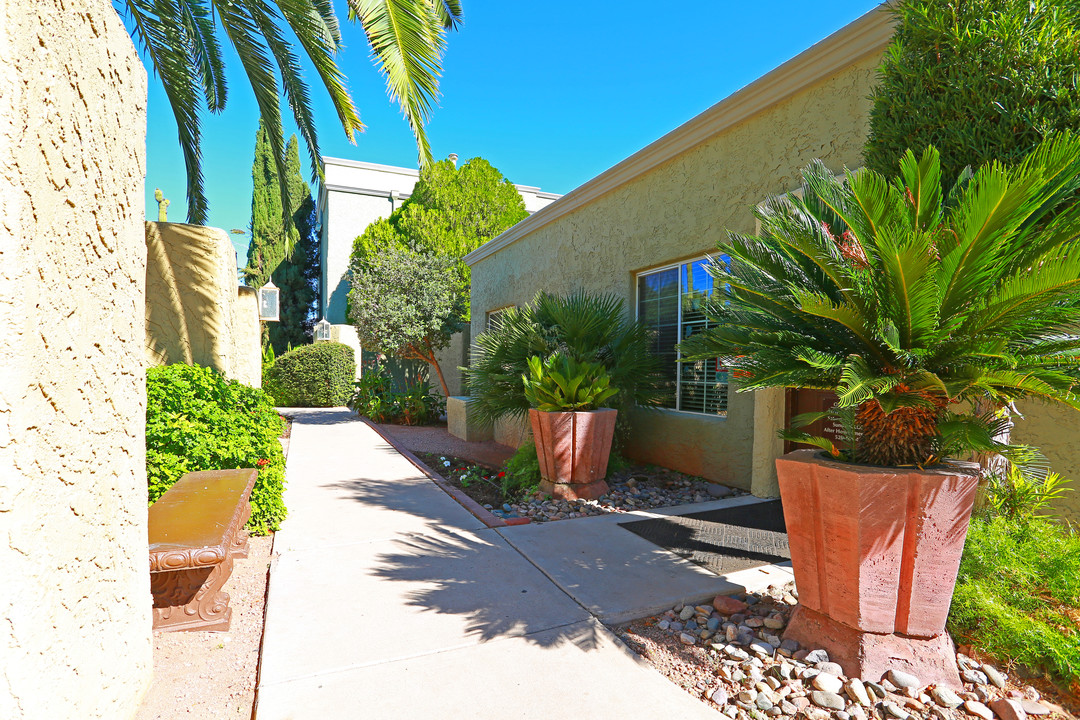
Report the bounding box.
[414,451,745,522]
[616,583,1076,720]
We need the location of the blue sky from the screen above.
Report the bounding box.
[140,0,883,258]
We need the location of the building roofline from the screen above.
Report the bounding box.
[465,3,893,267]
[322,156,420,177]
[320,158,562,199]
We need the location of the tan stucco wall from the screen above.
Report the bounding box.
[329,323,364,379]
[146,221,261,386]
[469,54,882,490]
[432,328,469,397]
[1012,402,1080,523]
[0,1,152,716]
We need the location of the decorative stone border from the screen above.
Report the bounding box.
[360,418,531,529]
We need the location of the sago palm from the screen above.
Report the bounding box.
[118,0,461,226]
[680,134,1080,467]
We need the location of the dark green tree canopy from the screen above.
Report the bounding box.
[244,121,318,353]
[864,0,1080,187]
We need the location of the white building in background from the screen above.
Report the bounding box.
[315,155,561,344]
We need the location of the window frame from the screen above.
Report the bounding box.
[485,306,514,333]
[634,255,728,417]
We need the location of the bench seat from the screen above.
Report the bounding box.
[148,468,258,632]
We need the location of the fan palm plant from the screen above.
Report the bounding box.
[680,134,1080,467]
[465,290,666,425]
[118,0,461,227]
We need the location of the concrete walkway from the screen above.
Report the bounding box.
[255,409,776,719]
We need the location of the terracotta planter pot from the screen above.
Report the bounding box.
[776,449,979,687]
[529,408,616,501]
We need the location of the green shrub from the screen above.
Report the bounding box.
[348,365,444,425]
[502,442,541,499]
[465,291,665,426]
[146,363,286,534]
[865,0,1080,187]
[982,466,1074,523]
[950,514,1080,686]
[263,342,355,407]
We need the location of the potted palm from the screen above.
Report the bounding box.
[523,353,619,500]
[681,136,1080,686]
[464,291,665,480]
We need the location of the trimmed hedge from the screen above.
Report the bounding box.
[147,363,286,535]
[263,342,356,407]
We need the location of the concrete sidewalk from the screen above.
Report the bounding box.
[255,409,743,719]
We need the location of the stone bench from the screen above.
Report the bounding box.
[148,468,258,632]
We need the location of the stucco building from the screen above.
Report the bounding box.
[463,4,1079,520]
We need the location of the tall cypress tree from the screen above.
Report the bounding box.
[864,0,1080,187]
[244,121,319,354]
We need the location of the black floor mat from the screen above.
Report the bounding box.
[619,500,790,576]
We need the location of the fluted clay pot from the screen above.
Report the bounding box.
[776,449,979,688]
[529,408,616,501]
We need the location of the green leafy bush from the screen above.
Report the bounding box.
[865,0,1080,187]
[348,365,444,425]
[950,514,1080,686]
[263,342,355,407]
[502,442,541,499]
[146,363,286,535]
[680,138,1080,467]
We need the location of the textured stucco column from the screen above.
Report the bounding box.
[232,286,262,387]
[447,397,494,442]
[0,1,152,717]
[750,388,786,497]
[330,324,364,379]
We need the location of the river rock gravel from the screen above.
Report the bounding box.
[615,583,1077,720]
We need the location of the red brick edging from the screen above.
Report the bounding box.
[359,418,531,529]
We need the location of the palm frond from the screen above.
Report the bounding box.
[124,0,210,223]
[349,0,447,168]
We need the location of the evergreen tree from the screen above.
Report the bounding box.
[244,121,319,354]
[349,157,528,314]
[864,0,1080,186]
[347,156,527,390]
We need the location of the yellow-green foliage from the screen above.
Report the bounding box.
[348,157,528,320]
[950,514,1080,686]
[146,364,286,535]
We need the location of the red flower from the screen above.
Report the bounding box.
[498,472,506,477]
[256,458,269,468]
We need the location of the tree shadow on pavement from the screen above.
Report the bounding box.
[329,475,604,654]
[279,408,360,426]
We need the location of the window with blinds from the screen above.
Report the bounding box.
[636,257,728,416]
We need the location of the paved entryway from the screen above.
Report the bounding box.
[255,409,722,719]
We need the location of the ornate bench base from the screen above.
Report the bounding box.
[151,554,234,632]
